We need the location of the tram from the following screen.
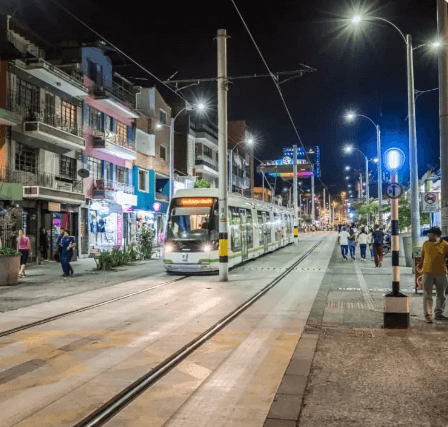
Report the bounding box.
[163,188,295,273]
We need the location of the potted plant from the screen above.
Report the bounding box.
[0,248,21,285]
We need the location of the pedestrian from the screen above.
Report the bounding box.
[16,229,31,278]
[39,228,48,260]
[60,229,75,278]
[357,227,368,261]
[372,225,385,267]
[367,227,374,260]
[348,224,357,260]
[418,226,448,323]
[338,226,349,260]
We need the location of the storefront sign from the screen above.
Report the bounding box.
[80,222,85,238]
[117,215,123,246]
[48,202,61,212]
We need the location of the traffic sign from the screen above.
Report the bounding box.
[422,192,439,213]
[386,182,403,199]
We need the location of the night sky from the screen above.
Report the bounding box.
[2,0,441,199]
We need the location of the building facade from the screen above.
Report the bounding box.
[228,120,251,196]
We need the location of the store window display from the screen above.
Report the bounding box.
[89,204,120,250]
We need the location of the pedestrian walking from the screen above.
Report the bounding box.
[418,227,448,323]
[348,224,357,260]
[60,229,75,278]
[357,227,368,261]
[367,227,374,260]
[372,225,384,267]
[16,229,31,278]
[39,228,48,260]
[338,226,349,260]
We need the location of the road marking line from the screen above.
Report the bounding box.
[354,262,380,312]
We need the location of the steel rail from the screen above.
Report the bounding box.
[0,276,188,338]
[72,238,325,427]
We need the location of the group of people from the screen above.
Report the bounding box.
[337,224,385,267]
[15,228,76,279]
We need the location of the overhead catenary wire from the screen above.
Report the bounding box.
[230,0,332,198]
[46,0,189,105]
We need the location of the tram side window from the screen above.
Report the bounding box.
[265,212,272,244]
[287,215,292,234]
[273,213,280,241]
[230,207,241,252]
[257,210,263,244]
[246,210,253,249]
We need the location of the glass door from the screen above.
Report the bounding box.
[240,209,248,260]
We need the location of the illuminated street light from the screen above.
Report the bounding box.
[344,145,354,154]
[352,15,362,24]
[345,165,350,171]
[346,176,350,180]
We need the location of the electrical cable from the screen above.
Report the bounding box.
[230,0,332,200]
[47,0,189,105]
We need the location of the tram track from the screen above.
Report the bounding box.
[0,276,188,338]
[72,237,326,427]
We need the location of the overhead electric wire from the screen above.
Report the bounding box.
[230,0,332,199]
[47,0,189,105]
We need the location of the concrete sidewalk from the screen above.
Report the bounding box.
[265,239,448,427]
[0,256,166,313]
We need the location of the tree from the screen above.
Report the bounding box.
[194,179,211,188]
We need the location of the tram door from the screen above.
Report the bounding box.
[240,209,249,260]
[261,212,268,253]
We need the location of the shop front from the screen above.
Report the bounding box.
[88,200,123,252]
[134,201,168,244]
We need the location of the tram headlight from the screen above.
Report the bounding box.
[164,244,173,253]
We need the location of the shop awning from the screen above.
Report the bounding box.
[0,183,23,201]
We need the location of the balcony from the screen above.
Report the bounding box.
[195,156,218,176]
[25,58,88,99]
[92,179,137,205]
[92,130,136,161]
[0,90,22,126]
[4,29,45,60]
[6,169,85,204]
[90,82,139,119]
[23,107,85,151]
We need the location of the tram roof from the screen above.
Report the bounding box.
[172,189,294,214]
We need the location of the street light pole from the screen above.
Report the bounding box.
[169,117,175,202]
[311,172,315,224]
[376,125,383,224]
[293,145,298,238]
[406,34,421,250]
[437,0,448,235]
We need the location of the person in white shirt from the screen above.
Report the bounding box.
[357,227,369,260]
[338,226,349,260]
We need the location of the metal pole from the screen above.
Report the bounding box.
[262,170,265,202]
[169,117,175,202]
[406,34,421,250]
[377,125,383,224]
[438,0,448,235]
[229,149,232,192]
[293,145,298,238]
[217,29,229,282]
[366,156,370,226]
[311,173,315,224]
[299,192,302,227]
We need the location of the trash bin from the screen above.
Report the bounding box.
[402,234,413,267]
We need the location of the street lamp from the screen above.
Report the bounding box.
[349,13,424,252]
[345,112,382,224]
[156,101,206,204]
[345,165,351,171]
[229,137,254,192]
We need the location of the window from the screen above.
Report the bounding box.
[45,92,55,115]
[203,146,212,159]
[160,145,167,161]
[59,155,76,179]
[138,169,149,192]
[159,109,167,125]
[87,157,103,180]
[18,79,39,111]
[15,142,37,173]
[116,121,127,143]
[264,212,271,244]
[87,59,102,86]
[257,210,264,244]
[105,162,112,181]
[116,166,127,184]
[246,209,253,249]
[230,207,241,252]
[195,143,203,157]
[60,101,77,127]
[88,106,103,132]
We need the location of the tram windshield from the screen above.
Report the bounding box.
[167,198,218,241]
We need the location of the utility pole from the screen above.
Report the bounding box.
[311,172,315,224]
[293,145,298,239]
[217,29,228,282]
[377,125,383,224]
[406,34,421,250]
[438,0,448,235]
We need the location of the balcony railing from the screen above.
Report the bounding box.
[0,167,83,193]
[104,179,135,194]
[24,107,84,138]
[91,81,135,108]
[106,134,136,152]
[26,57,85,87]
[7,30,44,58]
[195,158,218,172]
[1,90,22,116]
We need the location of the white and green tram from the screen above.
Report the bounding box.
[163,189,295,273]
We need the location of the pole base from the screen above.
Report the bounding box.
[384,295,410,329]
[384,312,410,329]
